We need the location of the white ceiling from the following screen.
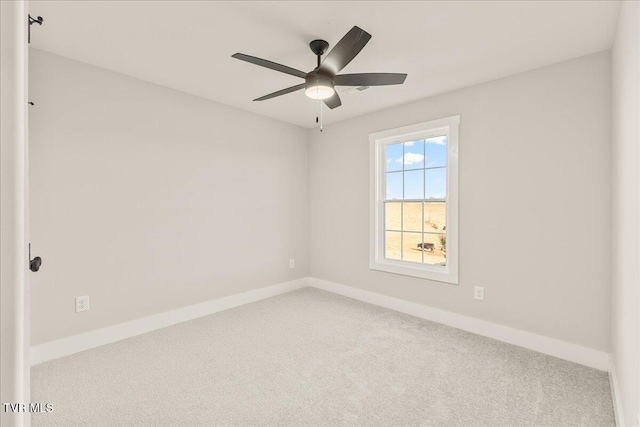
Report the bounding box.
[29,1,620,129]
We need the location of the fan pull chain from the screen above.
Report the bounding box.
[315,100,323,132]
[319,98,323,132]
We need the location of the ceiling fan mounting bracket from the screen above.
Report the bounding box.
[309,40,330,57]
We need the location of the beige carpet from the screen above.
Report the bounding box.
[32,287,614,426]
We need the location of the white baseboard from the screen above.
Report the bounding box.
[31,277,309,366]
[309,277,610,372]
[33,276,610,374]
[609,360,626,426]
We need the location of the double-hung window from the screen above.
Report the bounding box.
[369,115,459,284]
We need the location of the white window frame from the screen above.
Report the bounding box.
[369,115,459,284]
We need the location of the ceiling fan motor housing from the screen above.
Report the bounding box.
[305,71,334,91]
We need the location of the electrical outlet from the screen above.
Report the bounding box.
[474,286,485,301]
[289,258,295,269]
[76,295,89,312]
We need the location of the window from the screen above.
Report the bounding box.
[369,116,459,284]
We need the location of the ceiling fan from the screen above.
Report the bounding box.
[232,26,407,111]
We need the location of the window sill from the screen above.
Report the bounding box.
[370,259,459,284]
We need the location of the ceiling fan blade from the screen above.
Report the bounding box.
[253,83,306,101]
[334,73,407,87]
[232,53,307,79]
[320,26,372,76]
[323,92,342,109]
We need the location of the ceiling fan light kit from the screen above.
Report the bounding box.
[232,26,407,127]
[304,73,335,100]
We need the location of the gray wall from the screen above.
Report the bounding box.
[29,49,309,345]
[611,1,640,424]
[309,52,612,352]
[29,48,614,360]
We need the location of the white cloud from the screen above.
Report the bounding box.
[396,153,425,165]
[426,136,447,145]
[404,140,415,146]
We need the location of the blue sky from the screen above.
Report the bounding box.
[386,136,447,200]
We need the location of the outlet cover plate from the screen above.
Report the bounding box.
[474,286,485,301]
